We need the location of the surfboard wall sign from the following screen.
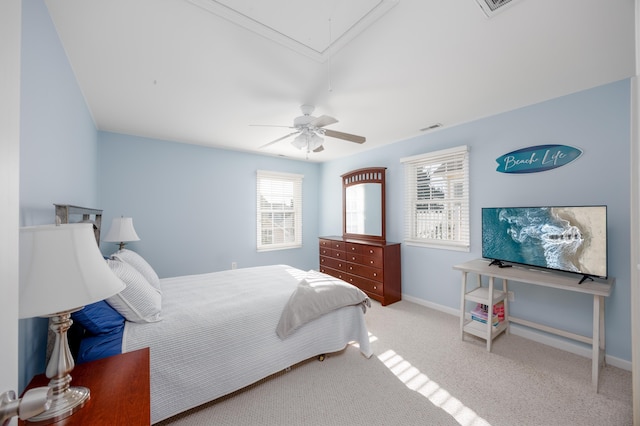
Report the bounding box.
[495,144,583,174]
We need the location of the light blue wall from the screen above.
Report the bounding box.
[320,79,632,362]
[98,132,321,277]
[19,0,99,390]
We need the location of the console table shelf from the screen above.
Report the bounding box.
[464,286,506,305]
[453,259,614,392]
[458,271,510,351]
[462,317,509,340]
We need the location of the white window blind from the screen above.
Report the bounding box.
[401,145,470,251]
[256,170,303,251]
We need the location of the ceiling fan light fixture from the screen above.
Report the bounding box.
[310,133,324,151]
[291,131,324,152]
[291,133,308,150]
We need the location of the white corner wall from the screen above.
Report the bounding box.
[0,0,21,401]
[631,4,639,425]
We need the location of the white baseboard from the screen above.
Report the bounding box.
[401,294,632,372]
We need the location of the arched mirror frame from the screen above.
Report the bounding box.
[342,167,386,243]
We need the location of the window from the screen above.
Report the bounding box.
[256,170,303,251]
[401,145,469,251]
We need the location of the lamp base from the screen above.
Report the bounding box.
[28,311,90,425]
[26,386,89,425]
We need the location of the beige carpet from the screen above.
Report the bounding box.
[157,300,632,426]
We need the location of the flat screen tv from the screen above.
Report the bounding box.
[481,206,607,282]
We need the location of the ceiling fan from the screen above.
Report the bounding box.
[254,105,366,153]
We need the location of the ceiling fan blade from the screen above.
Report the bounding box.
[323,129,366,144]
[258,131,300,149]
[313,145,325,153]
[250,124,294,129]
[310,115,338,128]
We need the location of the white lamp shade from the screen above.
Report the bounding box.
[103,217,140,243]
[19,223,125,319]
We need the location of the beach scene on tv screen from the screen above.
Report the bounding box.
[482,206,607,277]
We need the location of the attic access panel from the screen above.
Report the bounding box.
[475,0,522,17]
[188,0,398,61]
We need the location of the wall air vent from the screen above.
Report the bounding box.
[475,0,521,17]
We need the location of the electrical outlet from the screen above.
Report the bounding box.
[231,262,237,270]
[508,291,515,302]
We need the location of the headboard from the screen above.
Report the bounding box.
[54,204,103,246]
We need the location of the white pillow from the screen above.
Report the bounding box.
[106,259,162,323]
[111,249,161,292]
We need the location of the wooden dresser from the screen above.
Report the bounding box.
[319,236,401,306]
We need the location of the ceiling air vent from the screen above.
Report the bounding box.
[475,0,521,17]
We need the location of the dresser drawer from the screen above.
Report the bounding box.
[319,266,348,281]
[346,262,383,282]
[347,242,383,258]
[320,238,346,251]
[345,242,362,254]
[346,253,384,268]
[319,247,346,260]
[344,274,383,297]
[320,239,345,251]
[361,245,383,259]
[319,255,347,271]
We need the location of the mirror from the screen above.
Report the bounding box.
[342,167,386,242]
[345,184,382,236]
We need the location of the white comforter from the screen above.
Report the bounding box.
[122,265,372,423]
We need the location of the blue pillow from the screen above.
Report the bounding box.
[76,327,124,364]
[72,300,125,335]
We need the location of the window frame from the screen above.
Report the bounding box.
[401,145,470,251]
[256,170,303,251]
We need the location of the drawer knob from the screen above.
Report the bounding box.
[373,286,377,290]
[370,260,374,264]
[369,250,374,254]
[373,273,377,277]
[339,263,342,267]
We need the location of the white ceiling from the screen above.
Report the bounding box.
[43,0,635,162]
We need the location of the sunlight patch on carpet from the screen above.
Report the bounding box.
[349,332,378,351]
[378,349,491,426]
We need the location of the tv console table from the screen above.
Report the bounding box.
[453,259,614,392]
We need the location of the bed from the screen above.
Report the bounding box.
[70,251,372,424]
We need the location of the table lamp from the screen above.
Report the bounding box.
[103,216,140,250]
[19,223,126,424]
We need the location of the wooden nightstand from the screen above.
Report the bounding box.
[20,348,150,425]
